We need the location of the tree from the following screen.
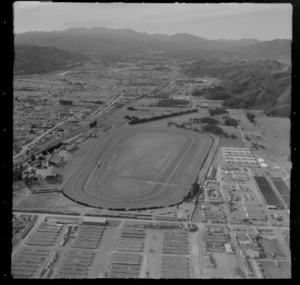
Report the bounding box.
[224,117,239,128]
[13,169,23,182]
[208,108,228,117]
[89,120,97,128]
[202,123,227,136]
[246,112,256,124]
[198,117,219,124]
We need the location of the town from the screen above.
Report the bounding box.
[11,2,292,280]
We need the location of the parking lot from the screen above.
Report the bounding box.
[11,247,50,278]
[25,222,63,247]
[163,230,189,255]
[160,255,190,279]
[106,252,143,278]
[116,228,146,252]
[54,250,95,278]
[71,224,106,249]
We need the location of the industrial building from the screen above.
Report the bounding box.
[206,189,223,204]
[254,176,283,209]
[244,249,261,259]
[221,147,251,153]
[207,166,217,180]
[225,243,234,254]
[82,217,107,225]
[49,154,64,167]
[65,144,79,153]
[246,212,266,221]
[270,177,290,209]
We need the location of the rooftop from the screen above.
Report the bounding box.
[49,154,64,164]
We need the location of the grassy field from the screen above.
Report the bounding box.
[255,116,290,156]
[219,137,245,148]
[226,109,291,171]
[63,126,213,209]
[15,193,64,210]
[202,252,238,278]
[14,192,87,214]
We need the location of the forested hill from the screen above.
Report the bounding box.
[185,59,291,117]
[14,44,89,75]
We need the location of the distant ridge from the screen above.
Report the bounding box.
[15,26,290,57]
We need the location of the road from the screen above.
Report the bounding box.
[88,92,125,120]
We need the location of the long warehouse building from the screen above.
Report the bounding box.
[253,176,283,209]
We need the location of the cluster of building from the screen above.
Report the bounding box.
[202,225,231,253]
[160,256,190,279]
[202,182,223,204]
[257,158,268,168]
[241,198,266,221]
[13,98,84,155]
[13,214,38,242]
[154,211,189,222]
[201,205,227,224]
[235,232,263,259]
[221,147,259,168]
[106,253,143,279]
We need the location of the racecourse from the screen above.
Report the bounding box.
[63,126,213,209]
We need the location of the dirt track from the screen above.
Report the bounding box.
[63,126,213,209]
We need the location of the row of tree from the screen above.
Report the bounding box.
[208,108,228,116]
[153,98,190,107]
[183,182,201,202]
[191,86,231,100]
[59,99,73,105]
[127,106,138,111]
[202,123,229,138]
[198,117,219,124]
[126,109,198,125]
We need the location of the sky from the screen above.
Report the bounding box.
[14,2,292,40]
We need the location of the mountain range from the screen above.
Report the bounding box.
[14,27,291,58]
[14,44,88,75]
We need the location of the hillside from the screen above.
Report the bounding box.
[14,44,88,75]
[14,27,290,58]
[185,59,291,117]
[239,39,291,57]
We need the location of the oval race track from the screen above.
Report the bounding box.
[63,126,213,209]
